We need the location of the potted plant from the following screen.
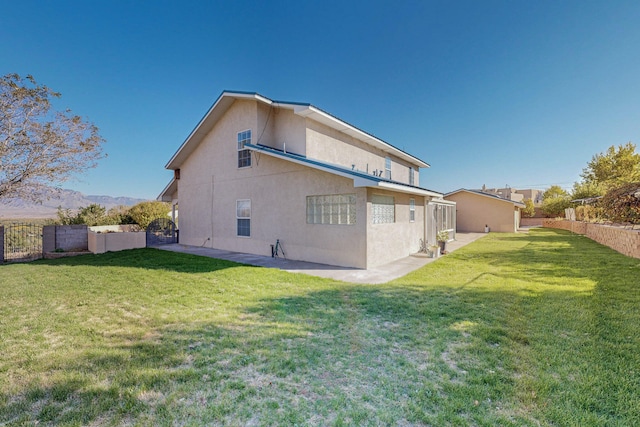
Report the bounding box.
[428,243,440,258]
[436,230,449,253]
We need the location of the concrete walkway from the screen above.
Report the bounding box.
[155,232,486,284]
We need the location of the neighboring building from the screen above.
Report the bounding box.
[478,185,543,206]
[516,188,543,206]
[445,189,525,233]
[159,91,455,269]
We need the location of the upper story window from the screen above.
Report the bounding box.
[385,157,392,179]
[409,167,415,186]
[237,130,252,168]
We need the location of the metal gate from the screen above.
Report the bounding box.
[3,223,43,262]
[146,218,178,246]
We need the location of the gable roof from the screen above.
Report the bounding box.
[445,189,526,208]
[165,91,430,170]
[246,143,442,198]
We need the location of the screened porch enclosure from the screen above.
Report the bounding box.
[427,201,456,245]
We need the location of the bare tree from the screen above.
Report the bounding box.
[0,73,105,202]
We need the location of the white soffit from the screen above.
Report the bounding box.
[158,178,177,202]
[377,181,443,198]
[248,144,441,198]
[166,92,273,169]
[292,105,430,168]
[166,91,430,170]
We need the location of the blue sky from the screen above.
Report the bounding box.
[2,1,640,199]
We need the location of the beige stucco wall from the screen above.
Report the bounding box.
[365,189,426,268]
[445,192,520,233]
[176,99,369,268]
[256,103,307,155]
[517,189,543,205]
[175,98,433,269]
[88,226,146,254]
[305,119,420,187]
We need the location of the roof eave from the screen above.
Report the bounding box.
[165,91,275,170]
[445,189,526,207]
[165,91,431,171]
[246,144,440,197]
[376,181,442,198]
[292,105,430,169]
[158,178,177,202]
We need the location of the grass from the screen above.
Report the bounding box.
[0,228,639,426]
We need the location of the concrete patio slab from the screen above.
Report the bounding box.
[154,232,487,284]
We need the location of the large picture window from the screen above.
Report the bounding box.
[237,130,252,168]
[306,194,356,225]
[236,199,251,237]
[372,194,395,224]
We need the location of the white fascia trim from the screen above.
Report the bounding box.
[158,178,177,202]
[292,105,430,169]
[429,198,456,205]
[165,92,274,169]
[446,189,525,207]
[250,146,380,185]
[166,96,227,169]
[377,181,443,198]
[248,145,440,197]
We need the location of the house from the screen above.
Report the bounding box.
[159,91,455,269]
[478,185,543,205]
[444,189,525,233]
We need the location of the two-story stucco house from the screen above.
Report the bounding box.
[159,91,455,269]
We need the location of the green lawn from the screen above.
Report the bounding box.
[1,228,638,426]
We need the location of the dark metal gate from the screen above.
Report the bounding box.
[3,223,43,262]
[146,218,178,246]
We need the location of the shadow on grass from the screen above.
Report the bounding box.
[3,284,523,425]
[2,229,639,425]
[31,247,249,274]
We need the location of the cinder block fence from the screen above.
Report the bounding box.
[42,225,89,253]
[543,219,640,259]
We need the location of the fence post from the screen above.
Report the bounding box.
[0,225,4,264]
[42,225,56,255]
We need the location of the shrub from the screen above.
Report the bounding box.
[127,201,171,229]
[522,199,536,218]
[106,205,136,225]
[542,196,571,217]
[599,182,640,224]
[57,204,114,226]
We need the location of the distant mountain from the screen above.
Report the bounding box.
[0,188,148,219]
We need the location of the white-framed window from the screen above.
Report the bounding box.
[236,199,251,237]
[409,198,415,222]
[306,194,356,225]
[385,157,392,179]
[237,130,252,168]
[372,194,395,224]
[409,167,415,186]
